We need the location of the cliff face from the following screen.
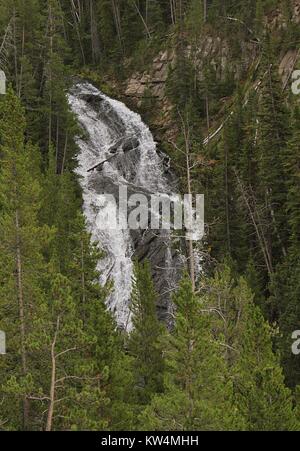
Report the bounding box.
[125,38,257,105]
[125,48,175,132]
[266,0,300,28]
[124,2,300,138]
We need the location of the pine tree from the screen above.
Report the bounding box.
[270,255,300,389]
[40,147,81,274]
[40,0,74,171]
[68,212,135,431]
[186,0,204,40]
[25,269,110,431]
[140,275,244,431]
[128,260,165,407]
[234,285,297,431]
[268,106,300,388]
[285,106,300,248]
[209,101,249,268]
[190,264,297,431]
[295,386,300,427]
[0,89,50,430]
[255,36,290,271]
[144,0,165,35]
[255,0,264,36]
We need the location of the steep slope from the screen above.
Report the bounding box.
[68,82,182,329]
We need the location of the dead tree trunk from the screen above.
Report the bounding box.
[170,0,176,25]
[18,26,25,97]
[111,0,123,51]
[132,1,151,39]
[185,134,196,292]
[203,0,207,22]
[171,113,197,292]
[90,0,100,63]
[81,239,86,323]
[70,0,86,65]
[46,317,59,432]
[224,143,231,253]
[15,209,30,429]
[234,169,273,275]
[60,132,68,175]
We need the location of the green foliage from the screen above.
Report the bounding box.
[232,278,297,431]
[0,87,133,431]
[285,107,300,247]
[128,261,165,408]
[140,274,244,431]
[0,0,299,432]
[199,265,298,431]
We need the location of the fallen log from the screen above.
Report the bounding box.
[87,154,115,172]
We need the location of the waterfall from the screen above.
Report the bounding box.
[68,82,181,331]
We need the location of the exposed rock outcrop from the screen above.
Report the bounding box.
[69,83,183,330]
[124,1,300,135]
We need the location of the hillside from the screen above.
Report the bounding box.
[0,0,300,432]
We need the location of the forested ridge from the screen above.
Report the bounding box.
[0,0,300,431]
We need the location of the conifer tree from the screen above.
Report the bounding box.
[295,386,300,427]
[28,270,109,431]
[0,89,50,430]
[268,107,300,388]
[270,256,300,389]
[68,213,135,431]
[140,275,244,431]
[255,0,264,36]
[233,281,297,431]
[187,265,297,431]
[285,106,300,248]
[128,260,165,407]
[40,146,81,274]
[210,102,249,267]
[255,36,290,269]
[186,0,204,39]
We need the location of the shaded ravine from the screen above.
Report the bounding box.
[68,82,182,331]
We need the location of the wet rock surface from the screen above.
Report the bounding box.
[68,82,183,329]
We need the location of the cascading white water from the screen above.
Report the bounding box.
[68,82,176,330]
